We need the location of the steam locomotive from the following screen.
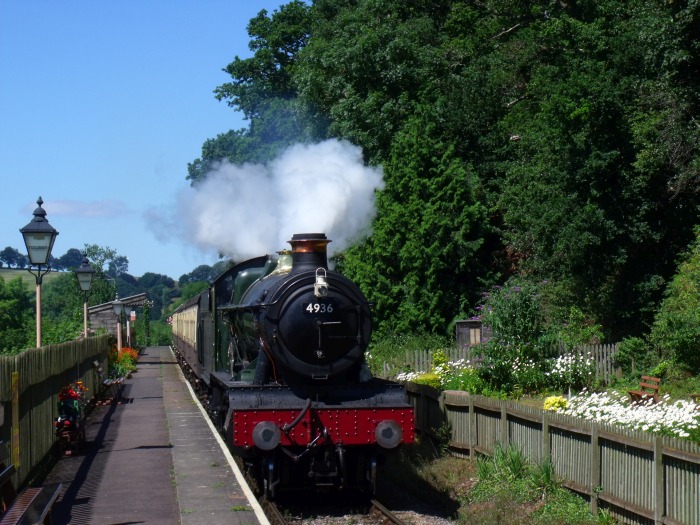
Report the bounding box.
[171,233,415,497]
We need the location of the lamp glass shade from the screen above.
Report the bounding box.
[19,197,59,265]
[112,297,124,316]
[21,229,58,266]
[75,257,95,292]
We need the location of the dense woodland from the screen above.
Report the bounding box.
[186,0,699,369]
[1,0,698,376]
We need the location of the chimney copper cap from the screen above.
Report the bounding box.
[288,233,331,253]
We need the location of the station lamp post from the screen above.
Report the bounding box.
[75,255,95,338]
[123,304,133,348]
[112,294,125,354]
[20,197,59,348]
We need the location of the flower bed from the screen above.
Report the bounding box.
[108,347,140,378]
[551,390,700,440]
[399,354,700,441]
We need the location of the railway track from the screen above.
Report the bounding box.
[369,499,407,525]
[264,497,414,525]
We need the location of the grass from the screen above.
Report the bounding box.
[385,438,615,525]
[0,268,65,288]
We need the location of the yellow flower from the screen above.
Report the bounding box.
[544,396,568,411]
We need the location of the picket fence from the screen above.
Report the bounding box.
[381,343,621,384]
[407,384,700,525]
[0,334,112,486]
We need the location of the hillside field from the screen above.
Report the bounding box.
[0,268,65,288]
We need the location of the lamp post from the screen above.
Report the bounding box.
[75,255,95,338]
[144,300,154,346]
[20,197,59,348]
[124,305,133,348]
[112,294,125,354]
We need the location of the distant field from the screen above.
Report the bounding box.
[0,268,65,287]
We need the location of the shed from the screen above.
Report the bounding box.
[88,293,148,342]
[455,319,491,350]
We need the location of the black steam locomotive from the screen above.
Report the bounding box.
[171,233,414,497]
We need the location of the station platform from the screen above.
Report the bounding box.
[41,346,269,525]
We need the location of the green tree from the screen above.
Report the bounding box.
[108,255,129,278]
[297,0,450,163]
[648,228,700,372]
[55,248,84,271]
[82,244,128,305]
[0,275,33,353]
[137,272,176,320]
[481,0,699,339]
[215,0,311,119]
[42,273,83,319]
[179,264,216,286]
[188,0,700,345]
[341,113,488,334]
[0,247,26,269]
[188,1,316,184]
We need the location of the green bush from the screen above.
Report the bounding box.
[149,320,173,346]
[473,278,605,396]
[615,336,659,376]
[366,332,451,376]
[413,372,442,389]
[648,227,700,373]
[442,367,487,394]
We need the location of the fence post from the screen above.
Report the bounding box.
[653,436,663,525]
[500,405,509,448]
[590,425,600,515]
[11,371,19,468]
[468,396,476,457]
[439,391,447,444]
[542,411,550,462]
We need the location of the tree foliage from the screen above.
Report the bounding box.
[187,1,318,184]
[215,0,311,118]
[649,228,700,372]
[55,248,84,270]
[340,113,489,334]
[190,0,699,343]
[0,275,33,353]
[0,247,27,269]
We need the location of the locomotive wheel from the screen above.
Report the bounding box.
[263,457,277,500]
[77,424,86,452]
[56,435,66,457]
[208,388,224,429]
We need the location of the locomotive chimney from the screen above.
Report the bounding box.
[288,233,330,271]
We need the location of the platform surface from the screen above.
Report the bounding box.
[41,346,268,525]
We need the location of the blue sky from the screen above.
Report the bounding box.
[0,1,293,279]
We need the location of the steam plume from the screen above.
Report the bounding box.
[178,139,384,261]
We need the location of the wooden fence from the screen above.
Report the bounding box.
[406,383,700,525]
[0,334,112,486]
[389,343,621,384]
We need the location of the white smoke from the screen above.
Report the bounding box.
[177,139,384,261]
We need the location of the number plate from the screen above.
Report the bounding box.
[303,299,337,314]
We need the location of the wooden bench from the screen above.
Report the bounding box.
[628,375,661,404]
[92,360,125,404]
[0,442,61,525]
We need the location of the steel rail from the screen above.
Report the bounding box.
[370,499,408,525]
